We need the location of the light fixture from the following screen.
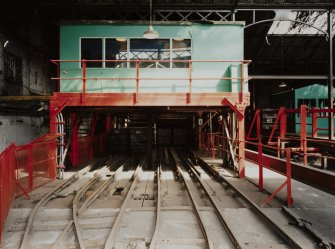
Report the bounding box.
[3,40,9,48]
[116,37,127,42]
[143,0,159,39]
[278,82,287,88]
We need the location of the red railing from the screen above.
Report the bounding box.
[0,144,16,241]
[204,132,293,207]
[0,134,58,241]
[246,106,335,165]
[51,59,251,103]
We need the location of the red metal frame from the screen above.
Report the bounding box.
[69,113,80,167]
[89,113,99,160]
[246,109,261,141]
[0,135,59,241]
[206,133,293,206]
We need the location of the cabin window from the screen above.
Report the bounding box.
[81,38,103,67]
[129,39,170,68]
[171,39,191,68]
[105,38,128,68]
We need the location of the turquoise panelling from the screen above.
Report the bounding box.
[294,84,335,135]
[59,23,245,94]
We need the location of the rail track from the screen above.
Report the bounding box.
[1,149,320,249]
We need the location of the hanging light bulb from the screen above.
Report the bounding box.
[143,0,159,39]
[279,81,287,88]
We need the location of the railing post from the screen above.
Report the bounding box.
[81,59,86,103]
[187,60,192,104]
[240,62,244,103]
[286,149,293,207]
[311,107,317,138]
[135,60,139,104]
[258,141,263,191]
[28,145,33,190]
[299,105,308,165]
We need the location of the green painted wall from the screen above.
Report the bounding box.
[59,23,246,93]
[295,84,335,135]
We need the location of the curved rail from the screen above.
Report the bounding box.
[19,163,95,249]
[170,148,214,249]
[104,157,145,249]
[191,151,304,249]
[149,164,162,249]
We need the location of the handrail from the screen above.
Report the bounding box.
[51,59,251,104]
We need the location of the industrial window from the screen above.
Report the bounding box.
[129,39,170,68]
[81,38,103,68]
[171,39,191,68]
[105,38,128,68]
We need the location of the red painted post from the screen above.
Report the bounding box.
[258,141,263,191]
[239,63,244,103]
[28,145,33,190]
[312,107,317,138]
[280,108,287,140]
[300,105,307,165]
[238,110,246,178]
[81,59,86,103]
[69,113,79,167]
[188,60,192,103]
[135,60,139,103]
[89,113,98,160]
[256,110,261,141]
[106,114,111,133]
[286,149,293,207]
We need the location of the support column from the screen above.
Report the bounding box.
[238,109,246,178]
[69,113,79,167]
[328,10,334,140]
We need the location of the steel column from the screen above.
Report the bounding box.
[238,110,246,178]
[328,10,334,140]
[69,113,80,167]
[299,105,307,165]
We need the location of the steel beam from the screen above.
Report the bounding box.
[50,92,250,107]
[0,96,50,101]
[250,75,329,80]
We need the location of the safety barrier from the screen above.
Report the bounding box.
[0,144,16,241]
[0,134,58,241]
[204,132,293,207]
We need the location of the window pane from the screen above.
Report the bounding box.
[105,38,128,68]
[129,39,170,68]
[172,39,191,68]
[81,38,102,68]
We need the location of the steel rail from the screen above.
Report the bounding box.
[51,157,127,248]
[50,221,74,249]
[170,148,214,249]
[104,158,144,249]
[77,157,128,217]
[18,162,95,249]
[149,164,162,249]
[73,172,103,249]
[193,152,304,249]
[176,149,240,249]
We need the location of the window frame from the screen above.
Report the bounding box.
[79,37,104,68]
[79,37,192,69]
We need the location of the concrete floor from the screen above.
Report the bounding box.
[199,151,335,247]
[2,152,334,249]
